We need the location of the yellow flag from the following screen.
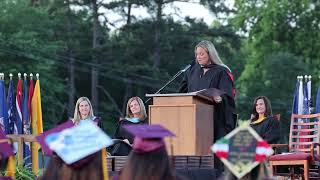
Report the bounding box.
[6,155,15,178]
[31,79,43,174]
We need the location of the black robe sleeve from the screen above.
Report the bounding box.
[216,71,237,135]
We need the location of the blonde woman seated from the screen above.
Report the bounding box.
[111,97,148,156]
[72,97,102,128]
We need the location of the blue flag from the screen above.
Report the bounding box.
[22,78,31,165]
[316,85,320,113]
[292,80,299,114]
[6,79,16,134]
[0,79,9,134]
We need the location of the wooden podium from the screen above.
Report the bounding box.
[146,92,214,155]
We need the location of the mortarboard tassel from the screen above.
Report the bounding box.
[6,155,15,178]
[101,148,109,180]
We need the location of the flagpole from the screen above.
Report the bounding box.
[36,73,39,80]
[18,73,21,80]
[30,73,33,80]
[0,73,3,80]
[9,73,13,80]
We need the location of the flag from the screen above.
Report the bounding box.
[292,79,299,114]
[316,85,320,113]
[31,78,43,174]
[15,78,23,134]
[28,77,34,133]
[22,78,31,165]
[31,79,43,135]
[0,78,9,134]
[298,79,304,115]
[303,81,309,115]
[7,78,16,134]
[307,76,311,113]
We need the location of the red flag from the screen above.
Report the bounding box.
[15,78,23,134]
[28,78,34,121]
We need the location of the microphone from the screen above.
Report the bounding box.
[181,64,191,72]
[145,63,192,104]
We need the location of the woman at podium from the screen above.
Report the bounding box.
[179,40,236,174]
[111,96,148,155]
[179,40,236,142]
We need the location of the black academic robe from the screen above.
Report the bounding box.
[110,118,148,156]
[179,63,236,142]
[250,116,280,144]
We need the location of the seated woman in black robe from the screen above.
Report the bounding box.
[250,96,280,144]
[222,96,280,180]
[111,96,148,156]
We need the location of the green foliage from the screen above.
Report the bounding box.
[232,0,320,141]
[0,0,66,129]
[0,155,37,180]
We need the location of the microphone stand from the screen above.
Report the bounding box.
[145,65,191,104]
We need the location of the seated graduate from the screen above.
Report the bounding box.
[0,129,15,180]
[250,96,280,144]
[111,97,148,156]
[72,97,102,128]
[36,120,113,180]
[112,124,182,180]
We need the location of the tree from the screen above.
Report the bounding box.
[0,0,67,129]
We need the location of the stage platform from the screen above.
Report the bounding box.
[107,155,219,179]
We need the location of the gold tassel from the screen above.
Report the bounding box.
[101,149,109,180]
[6,155,15,178]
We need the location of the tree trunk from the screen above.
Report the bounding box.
[66,0,75,117]
[126,1,132,25]
[91,0,102,112]
[122,78,133,116]
[153,0,163,71]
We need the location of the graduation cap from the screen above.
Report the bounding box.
[0,130,15,179]
[211,123,273,179]
[0,130,14,159]
[35,120,74,156]
[123,124,175,153]
[36,120,113,165]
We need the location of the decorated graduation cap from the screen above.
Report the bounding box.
[211,122,273,179]
[36,120,74,156]
[37,120,113,165]
[0,130,15,179]
[123,124,175,153]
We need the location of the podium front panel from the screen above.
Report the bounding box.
[149,99,213,155]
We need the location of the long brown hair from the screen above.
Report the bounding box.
[39,152,104,180]
[119,148,176,180]
[251,96,273,121]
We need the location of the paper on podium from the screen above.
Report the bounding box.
[193,88,225,98]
